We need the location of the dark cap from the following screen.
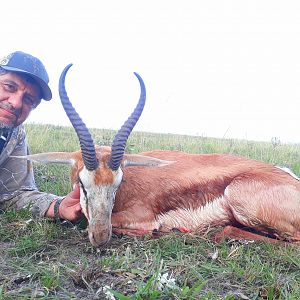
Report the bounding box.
[0,51,52,100]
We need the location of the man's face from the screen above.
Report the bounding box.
[0,72,41,129]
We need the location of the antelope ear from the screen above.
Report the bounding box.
[10,152,77,166]
[122,154,175,168]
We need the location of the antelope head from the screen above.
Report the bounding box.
[18,65,171,247]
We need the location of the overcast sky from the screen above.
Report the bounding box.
[2,1,300,143]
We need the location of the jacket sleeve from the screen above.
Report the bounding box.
[0,125,64,218]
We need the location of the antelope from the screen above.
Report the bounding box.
[17,65,300,247]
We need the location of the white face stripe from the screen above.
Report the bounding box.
[79,187,89,221]
[78,166,123,224]
[112,168,123,188]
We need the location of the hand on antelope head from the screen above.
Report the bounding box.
[12,64,149,247]
[45,183,83,222]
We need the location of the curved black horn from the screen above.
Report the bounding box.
[59,64,99,171]
[108,72,146,170]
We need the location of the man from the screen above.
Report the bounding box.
[0,51,82,222]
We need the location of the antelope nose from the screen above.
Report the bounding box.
[88,225,112,247]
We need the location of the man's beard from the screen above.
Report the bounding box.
[0,102,21,131]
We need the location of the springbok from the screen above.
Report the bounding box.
[19,65,300,247]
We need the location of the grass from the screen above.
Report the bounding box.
[0,123,300,299]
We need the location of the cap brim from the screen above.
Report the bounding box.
[0,66,52,100]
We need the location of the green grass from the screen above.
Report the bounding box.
[0,123,300,299]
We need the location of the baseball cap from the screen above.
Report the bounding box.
[0,51,52,100]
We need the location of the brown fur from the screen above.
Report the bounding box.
[107,150,300,242]
[56,146,300,244]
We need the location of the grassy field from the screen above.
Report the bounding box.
[0,123,300,299]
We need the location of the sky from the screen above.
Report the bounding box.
[2,1,300,144]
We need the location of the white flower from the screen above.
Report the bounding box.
[102,285,116,300]
[156,272,178,291]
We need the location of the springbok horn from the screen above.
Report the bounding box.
[108,72,146,170]
[59,64,99,171]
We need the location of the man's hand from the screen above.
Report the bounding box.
[45,184,83,222]
[59,184,82,221]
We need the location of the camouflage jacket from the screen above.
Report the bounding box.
[0,125,63,217]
